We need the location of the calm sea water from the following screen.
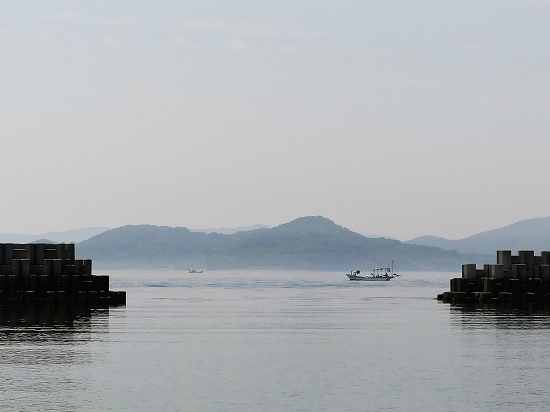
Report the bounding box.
[2,270,550,411]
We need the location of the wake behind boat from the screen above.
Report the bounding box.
[346,262,400,281]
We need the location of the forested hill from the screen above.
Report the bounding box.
[77,216,491,271]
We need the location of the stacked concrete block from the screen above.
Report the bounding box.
[438,250,550,304]
[0,243,125,306]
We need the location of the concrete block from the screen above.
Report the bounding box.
[2,244,13,265]
[64,244,75,261]
[462,264,477,280]
[44,248,58,260]
[541,251,550,265]
[37,275,49,295]
[476,269,485,278]
[93,275,110,292]
[535,255,542,266]
[532,278,543,294]
[497,250,512,270]
[511,255,520,265]
[519,250,535,270]
[74,260,84,275]
[498,292,513,302]
[12,248,26,260]
[483,264,490,277]
[10,260,19,277]
[62,265,75,276]
[51,259,63,280]
[109,291,126,306]
[473,292,492,303]
[69,275,80,296]
[522,292,535,302]
[83,260,92,276]
[541,265,550,282]
[452,292,467,303]
[33,244,45,265]
[81,280,93,291]
[20,259,30,280]
[490,264,504,279]
[534,264,541,278]
[517,264,527,281]
[484,278,497,294]
[503,270,512,279]
[88,291,99,302]
[29,274,37,291]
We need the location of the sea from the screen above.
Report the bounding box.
[2,269,550,411]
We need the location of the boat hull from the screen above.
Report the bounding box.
[346,274,393,281]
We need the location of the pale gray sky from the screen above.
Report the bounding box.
[1,1,549,240]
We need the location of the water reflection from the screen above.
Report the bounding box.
[450,303,550,329]
[0,304,111,411]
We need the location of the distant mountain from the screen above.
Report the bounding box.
[77,216,490,271]
[0,227,111,244]
[190,224,270,235]
[406,217,550,255]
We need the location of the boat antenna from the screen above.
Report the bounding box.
[392,260,394,275]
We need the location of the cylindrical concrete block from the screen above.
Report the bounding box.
[3,244,13,265]
[51,259,62,280]
[69,275,80,297]
[94,275,109,292]
[10,260,19,277]
[519,250,535,270]
[33,244,45,265]
[20,259,30,280]
[6,275,16,294]
[484,278,497,294]
[56,244,66,261]
[541,251,550,265]
[517,264,527,281]
[462,264,477,280]
[490,264,504,279]
[74,260,83,275]
[65,244,75,261]
[541,265,550,282]
[497,250,512,270]
[83,260,92,276]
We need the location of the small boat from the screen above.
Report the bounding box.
[187,269,203,274]
[346,261,400,281]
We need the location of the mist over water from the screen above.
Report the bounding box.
[2,270,550,411]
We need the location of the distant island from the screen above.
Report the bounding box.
[76,216,491,271]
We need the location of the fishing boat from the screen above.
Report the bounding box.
[346,261,399,281]
[187,269,203,274]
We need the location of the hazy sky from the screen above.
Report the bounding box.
[1,1,549,240]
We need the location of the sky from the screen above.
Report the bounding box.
[1,1,549,240]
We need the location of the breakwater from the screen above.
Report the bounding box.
[0,243,125,305]
[438,250,550,304]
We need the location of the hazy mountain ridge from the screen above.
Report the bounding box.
[406,217,550,255]
[190,224,270,235]
[77,216,490,271]
[0,227,110,244]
